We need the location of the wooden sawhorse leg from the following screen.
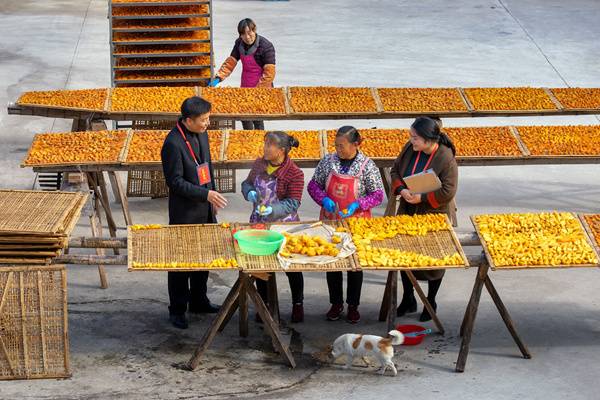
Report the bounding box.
[456,261,530,372]
[378,270,445,335]
[107,171,133,226]
[187,272,295,370]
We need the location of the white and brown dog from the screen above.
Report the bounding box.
[330,330,404,376]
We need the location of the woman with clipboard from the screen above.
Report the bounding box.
[390,117,458,322]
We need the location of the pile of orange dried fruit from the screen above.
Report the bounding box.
[115,69,210,81]
[225,130,321,160]
[326,129,408,158]
[464,87,556,111]
[445,127,524,157]
[201,87,286,115]
[516,125,600,156]
[110,86,195,113]
[24,131,128,166]
[112,17,209,30]
[583,215,600,248]
[113,30,209,43]
[377,88,468,112]
[550,88,600,110]
[18,88,107,111]
[116,56,211,68]
[289,87,378,114]
[114,43,210,55]
[125,129,222,163]
[112,5,208,16]
[112,0,199,3]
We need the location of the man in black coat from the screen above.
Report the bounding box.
[161,96,228,329]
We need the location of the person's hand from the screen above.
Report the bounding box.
[405,193,422,205]
[208,78,221,87]
[322,197,336,213]
[339,201,360,218]
[400,189,413,201]
[207,190,228,209]
[247,190,258,203]
[256,205,273,216]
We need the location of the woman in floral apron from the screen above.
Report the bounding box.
[307,126,385,324]
[241,131,305,322]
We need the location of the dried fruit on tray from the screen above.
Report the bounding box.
[280,233,340,258]
[116,56,211,68]
[583,215,600,248]
[110,86,195,113]
[17,88,107,111]
[377,88,468,112]
[115,69,210,81]
[445,126,524,157]
[225,130,321,160]
[289,87,378,114]
[112,17,209,30]
[550,88,600,110]
[516,125,600,156]
[113,30,210,42]
[125,129,222,163]
[464,87,556,111]
[326,129,408,158]
[23,131,128,166]
[474,212,598,267]
[113,43,210,55]
[130,224,163,231]
[348,214,451,245]
[357,246,464,268]
[131,258,238,269]
[112,0,204,3]
[201,87,286,116]
[112,5,208,16]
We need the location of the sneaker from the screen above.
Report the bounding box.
[188,302,220,314]
[169,314,189,329]
[419,301,437,322]
[326,304,344,321]
[396,296,417,317]
[346,305,360,324]
[291,303,304,323]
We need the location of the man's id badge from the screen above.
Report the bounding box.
[197,163,211,185]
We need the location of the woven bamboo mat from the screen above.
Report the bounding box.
[128,224,239,271]
[472,214,599,270]
[0,190,87,236]
[357,225,469,271]
[235,221,357,273]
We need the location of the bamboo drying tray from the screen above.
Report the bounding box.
[127,224,238,271]
[234,220,358,273]
[0,265,70,380]
[355,215,469,271]
[579,214,600,257]
[472,213,600,270]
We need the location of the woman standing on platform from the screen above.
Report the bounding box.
[390,117,458,321]
[307,126,385,324]
[241,131,305,322]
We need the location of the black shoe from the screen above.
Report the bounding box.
[419,301,437,322]
[169,314,189,329]
[397,296,417,317]
[189,302,220,314]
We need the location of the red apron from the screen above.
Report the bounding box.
[240,38,263,88]
[320,158,371,221]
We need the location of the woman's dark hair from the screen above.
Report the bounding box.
[181,96,211,120]
[336,125,362,145]
[264,131,299,155]
[238,18,257,35]
[411,117,455,156]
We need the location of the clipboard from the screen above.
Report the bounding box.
[403,169,441,194]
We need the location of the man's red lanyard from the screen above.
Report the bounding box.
[177,122,200,166]
[411,143,439,175]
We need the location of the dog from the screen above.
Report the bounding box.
[330,330,404,376]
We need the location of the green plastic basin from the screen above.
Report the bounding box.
[234,229,285,256]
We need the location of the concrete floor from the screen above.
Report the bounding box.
[1,0,600,399]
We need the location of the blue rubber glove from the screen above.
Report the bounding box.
[339,201,360,218]
[256,205,273,217]
[322,197,336,213]
[247,190,258,203]
[208,78,221,87]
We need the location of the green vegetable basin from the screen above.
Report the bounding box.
[233,229,285,256]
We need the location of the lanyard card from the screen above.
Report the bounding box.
[197,163,211,186]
